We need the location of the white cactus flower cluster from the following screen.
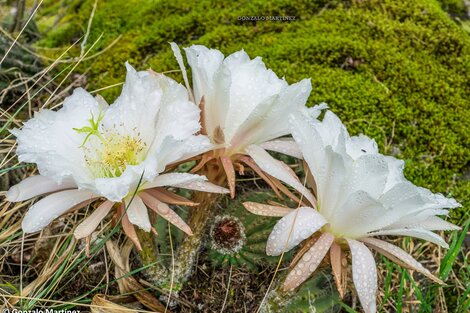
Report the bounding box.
[6,44,460,313]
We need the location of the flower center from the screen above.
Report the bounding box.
[84,131,146,178]
[75,113,147,178]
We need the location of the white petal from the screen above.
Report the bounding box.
[362,237,443,284]
[6,175,76,202]
[289,108,461,252]
[145,173,205,188]
[298,103,328,120]
[184,45,226,137]
[405,216,460,231]
[383,214,460,232]
[154,135,212,173]
[222,51,287,144]
[183,45,225,105]
[347,239,377,313]
[125,195,151,232]
[367,228,449,248]
[12,88,101,183]
[74,200,114,239]
[22,189,98,233]
[380,182,425,213]
[266,207,327,256]
[289,109,349,204]
[383,156,405,191]
[173,179,229,194]
[346,134,379,160]
[144,173,229,194]
[289,111,325,175]
[342,153,389,199]
[102,63,162,145]
[94,94,109,108]
[152,73,202,143]
[170,42,193,101]
[259,139,303,159]
[316,146,347,220]
[254,78,311,143]
[92,163,152,202]
[243,202,293,217]
[283,232,334,290]
[332,190,388,237]
[91,65,206,201]
[246,144,315,205]
[228,79,312,150]
[226,93,279,151]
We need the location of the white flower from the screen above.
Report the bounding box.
[171,43,320,201]
[7,63,228,248]
[244,109,461,313]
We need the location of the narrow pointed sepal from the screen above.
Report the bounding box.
[221,156,236,198]
[283,232,334,291]
[362,237,443,284]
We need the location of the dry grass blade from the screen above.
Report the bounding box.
[91,294,138,313]
[7,235,75,305]
[0,0,43,66]
[105,240,169,313]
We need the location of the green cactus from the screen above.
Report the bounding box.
[137,204,190,290]
[208,189,296,269]
[207,190,339,312]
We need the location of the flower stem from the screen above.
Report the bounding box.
[136,228,170,285]
[173,160,227,283]
[173,191,224,282]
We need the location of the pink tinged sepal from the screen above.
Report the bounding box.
[145,173,229,194]
[283,232,334,291]
[361,237,443,284]
[74,200,114,239]
[245,144,316,206]
[140,191,192,236]
[266,207,327,256]
[6,175,76,202]
[330,242,346,299]
[22,189,98,233]
[346,239,377,313]
[220,156,236,198]
[243,202,293,217]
